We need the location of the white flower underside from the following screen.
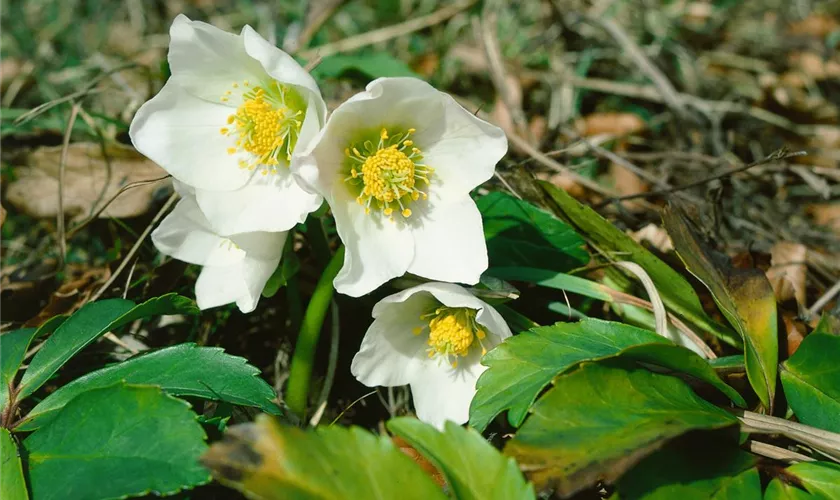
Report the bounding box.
[151,195,286,313]
[350,282,512,428]
[293,77,508,297]
[130,14,326,236]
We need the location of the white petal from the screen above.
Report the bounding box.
[241,25,327,123]
[410,357,486,429]
[407,196,487,286]
[195,265,249,310]
[129,81,252,190]
[420,93,507,193]
[167,14,263,102]
[195,168,322,235]
[151,197,245,267]
[331,191,414,297]
[351,292,437,386]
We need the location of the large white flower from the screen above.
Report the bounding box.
[293,77,507,297]
[130,14,326,236]
[351,282,512,428]
[151,190,286,313]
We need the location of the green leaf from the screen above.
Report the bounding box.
[17,343,281,431]
[313,52,420,79]
[812,314,840,336]
[781,333,840,433]
[780,462,840,499]
[478,192,589,272]
[1,428,28,500]
[387,418,535,500]
[663,205,778,409]
[17,294,199,400]
[540,181,739,346]
[1,316,67,411]
[486,267,613,301]
[470,319,743,432]
[24,383,209,500]
[504,363,737,497]
[202,415,447,500]
[617,440,760,499]
[764,480,814,500]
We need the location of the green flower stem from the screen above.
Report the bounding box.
[286,245,345,417]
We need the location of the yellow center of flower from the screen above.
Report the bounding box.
[344,128,434,220]
[415,307,487,368]
[219,80,303,176]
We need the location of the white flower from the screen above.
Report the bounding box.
[293,77,507,297]
[151,188,286,313]
[130,14,326,236]
[351,282,512,428]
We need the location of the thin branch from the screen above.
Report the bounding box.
[736,410,840,463]
[747,440,815,463]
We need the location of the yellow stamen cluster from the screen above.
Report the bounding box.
[416,307,487,368]
[344,128,433,221]
[219,80,302,175]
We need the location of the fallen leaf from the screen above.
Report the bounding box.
[783,313,807,357]
[608,161,648,212]
[766,242,808,306]
[787,14,840,38]
[807,204,840,236]
[23,266,111,327]
[0,204,6,228]
[787,51,840,80]
[574,112,645,138]
[7,143,170,220]
[392,436,446,487]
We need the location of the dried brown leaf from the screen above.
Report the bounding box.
[766,242,808,306]
[574,113,645,137]
[392,436,446,488]
[23,266,111,327]
[7,143,170,220]
[807,203,840,236]
[787,14,840,38]
[629,223,674,253]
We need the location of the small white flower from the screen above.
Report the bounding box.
[151,188,286,313]
[131,14,326,236]
[351,282,512,428]
[293,77,507,297]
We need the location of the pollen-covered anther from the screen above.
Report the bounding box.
[343,127,432,218]
[219,80,302,171]
[422,307,486,365]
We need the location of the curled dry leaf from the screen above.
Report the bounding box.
[23,266,111,327]
[6,142,170,220]
[766,241,808,306]
[573,112,646,138]
[783,313,807,357]
[629,223,674,253]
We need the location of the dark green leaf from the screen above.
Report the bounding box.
[504,363,737,497]
[313,52,420,79]
[202,415,447,499]
[663,205,778,409]
[1,317,67,410]
[478,192,589,272]
[1,428,28,500]
[617,439,759,499]
[470,319,742,432]
[781,333,840,433]
[17,343,280,431]
[780,462,840,498]
[764,480,813,500]
[388,418,535,500]
[263,238,301,298]
[540,181,739,346]
[24,383,209,500]
[486,267,613,301]
[17,294,199,400]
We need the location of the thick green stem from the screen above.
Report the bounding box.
[286,245,345,418]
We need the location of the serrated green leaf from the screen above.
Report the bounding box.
[388,418,535,500]
[540,181,740,347]
[470,319,743,432]
[1,316,67,411]
[1,428,28,500]
[24,383,209,500]
[202,415,447,500]
[478,191,589,272]
[663,205,778,409]
[17,294,199,400]
[313,52,420,79]
[617,439,759,499]
[505,363,737,497]
[781,333,840,433]
[17,343,280,431]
